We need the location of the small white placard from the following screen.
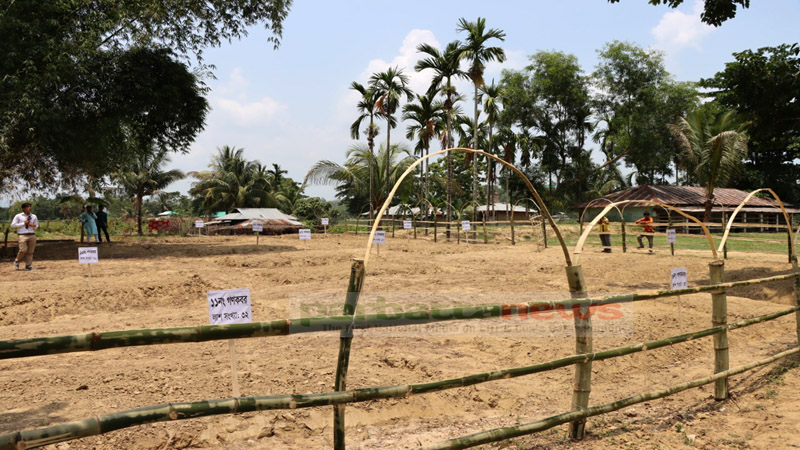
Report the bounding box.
[78,247,98,264]
[208,288,252,325]
[671,267,688,290]
[195,220,205,228]
[403,220,412,229]
[321,218,329,226]
[252,221,263,233]
[299,229,312,240]
[374,230,386,245]
[462,220,471,231]
[667,228,676,244]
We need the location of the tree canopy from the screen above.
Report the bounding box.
[607,0,750,26]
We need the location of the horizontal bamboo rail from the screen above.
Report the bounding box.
[422,346,800,450]
[1,306,796,450]
[3,272,798,361]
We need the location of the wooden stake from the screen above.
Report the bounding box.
[621,221,627,253]
[709,260,729,400]
[566,265,592,439]
[229,340,240,398]
[541,217,547,248]
[256,231,259,246]
[333,260,366,450]
[793,257,800,346]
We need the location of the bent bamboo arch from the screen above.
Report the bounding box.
[718,188,795,259]
[574,200,720,265]
[579,198,624,233]
[363,147,571,269]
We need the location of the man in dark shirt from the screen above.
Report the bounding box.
[96,204,111,243]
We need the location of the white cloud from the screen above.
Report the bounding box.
[651,0,714,51]
[215,96,287,127]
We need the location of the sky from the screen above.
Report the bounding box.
[163,0,800,201]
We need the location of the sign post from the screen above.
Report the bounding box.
[667,228,676,256]
[194,220,204,236]
[252,221,263,245]
[79,247,98,276]
[207,288,252,397]
[374,230,385,257]
[322,218,329,234]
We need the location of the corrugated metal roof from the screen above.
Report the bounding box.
[476,203,537,213]
[216,208,302,226]
[574,185,793,210]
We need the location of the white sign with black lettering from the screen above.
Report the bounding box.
[252,221,263,233]
[321,218,329,226]
[403,220,412,229]
[667,228,676,244]
[671,267,688,290]
[78,247,98,264]
[374,230,386,245]
[208,288,252,325]
[195,220,204,228]
[462,220,471,231]
[299,229,312,240]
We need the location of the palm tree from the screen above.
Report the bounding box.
[457,17,506,220]
[350,81,382,218]
[495,126,516,215]
[416,40,468,224]
[268,163,288,186]
[403,92,445,206]
[190,146,276,214]
[369,67,414,203]
[114,150,185,235]
[304,143,415,213]
[481,80,501,219]
[669,109,749,222]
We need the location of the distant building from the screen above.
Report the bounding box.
[207,208,302,234]
[574,185,798,230]
[476,203,537,221]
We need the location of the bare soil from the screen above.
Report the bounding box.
[1,232,799,449]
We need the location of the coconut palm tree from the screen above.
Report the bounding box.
[456,17,506,219]
[190,146,276,214]
[349,81,382,219]
[416,40,468,225]
[403,92,445,206]
[669,109,749,222]
[481,80,501,219]
[304,143,415,214]
[369,67,414,203]
[268,163,288,186]
[114,149,185,235]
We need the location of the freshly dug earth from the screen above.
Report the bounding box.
[1,232,799,449]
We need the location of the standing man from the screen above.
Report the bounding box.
[598,216,612,253]
[635,211,655,253]
[78,205,99,244]
[96,204,110,243]
[11,202,39,270]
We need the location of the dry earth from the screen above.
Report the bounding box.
[1,231,800,449]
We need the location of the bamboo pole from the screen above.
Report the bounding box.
[709,260,729,400]
[541,218,547,248]
[333,259,366,450]
[565,265,591,439]
[3,308,796,450]
[434,216,437,243]
[483,214,487,244]
[421,347,800,450]
[794,257,800,346]
[3,272,799,361]
[621,220,627,253]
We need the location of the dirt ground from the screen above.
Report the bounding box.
[1,231,800,449]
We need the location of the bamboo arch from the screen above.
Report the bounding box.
[363,147,571,269]
[717,188,795,259]
[574,200,720,265]
[579,198,624,234]
[510,198,541,246]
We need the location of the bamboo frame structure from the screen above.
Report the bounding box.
[578,198,623,234]
[717,188,795,263]
[509,198,538,246]
[2,305,797,450]
[565,265,591,439]
[709,260,729,399]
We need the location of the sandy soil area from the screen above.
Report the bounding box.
[1,231,799,449]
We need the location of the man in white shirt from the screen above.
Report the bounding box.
[10,202,39,270]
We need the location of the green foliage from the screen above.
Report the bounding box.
[607,0,750,26]
[293,197,336,221]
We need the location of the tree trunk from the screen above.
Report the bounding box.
[446,84,453,227]
[136,193,144,236]
[368,119,375,222]
[472,84,479,222]
[703,194,714,224]
[386,115,392,207]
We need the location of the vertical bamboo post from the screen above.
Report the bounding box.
[669,216,675,256]
[434,216,438,243]
[457,225,460,245]
[621,220,627,253]
[483,214,488,244]
[793,257,800,346]
[789,232,793,264]
[333,259,366,450]
[541,217,547,248]
[709,260,729,400]
[511,219,516,246]
[566,265,592,439]
[391,218,396,238]
[413,219,417,240]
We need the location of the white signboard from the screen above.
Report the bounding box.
[667,228,676,244]
[671,267,688,290]
[252,221,264,233]
[78,247,98,264]
[462,220,471,231]
[194,220,205,228]
[299,229,312,240]
[321,218,329,226]
[374,230,386,245]
[208,288,252,325]
[403,220,412,229]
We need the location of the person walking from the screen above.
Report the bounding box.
[96,204,110,243]
[635,211,655,252]
[10,202,39,270]
[78,205,99,244]
[599,216,612,253]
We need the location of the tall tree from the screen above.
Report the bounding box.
[189,146,276,213]
[415,40,468,225]
[669,109,749,222]
[481,80,502,218]
[403,93,445,206]
[456,17,506,219]
[114,150,185,235]
[607,0,749,26]
[350,81,382,218]
[369,67,414,204]
[268,163,288,187]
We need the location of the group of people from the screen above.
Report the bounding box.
[597,211,655,253]
[10,203,111,271]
